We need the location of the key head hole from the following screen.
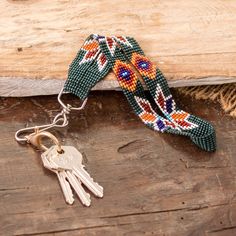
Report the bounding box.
[57,148,65,154]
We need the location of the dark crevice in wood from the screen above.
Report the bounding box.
[101,202,236,220]
[100,207,189,219]
[10,211,35,215]
[187,202,234,212]
[15,222,133,236]
[117,139,148,153]
[206,225,236,233]
[0,187,28,192]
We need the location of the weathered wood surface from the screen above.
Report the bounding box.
[2,76,236,97]
[1,0,236,96]
[0,91,236,235]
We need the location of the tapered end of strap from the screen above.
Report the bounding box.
[190,124,216,152]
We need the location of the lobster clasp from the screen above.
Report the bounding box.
[15,87,87,144]
[25,130,62,152]
[15,126,40,143]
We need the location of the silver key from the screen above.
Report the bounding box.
[44,146,103,206]
[42,147,91,206]
[41,153,75,205]
[48,145,103,198]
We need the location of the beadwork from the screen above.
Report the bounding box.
[64,34,216,152]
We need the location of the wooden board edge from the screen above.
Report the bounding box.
[0,76,236,97]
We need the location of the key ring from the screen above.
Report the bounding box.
[15,87,88,143]
[26,130,63,152]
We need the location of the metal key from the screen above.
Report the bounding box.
[41,153,75,205]
[18,129,97,206]
[43,145,102,206]
[42,147,91,206]
[48,145,104,198]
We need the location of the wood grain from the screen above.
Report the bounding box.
[1,0,236,96]
[0,91,236,235]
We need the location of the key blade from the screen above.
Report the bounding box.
[73,168,103,198]
[57,171,75,205]
[41,149,75,205]
[65,171,91,207]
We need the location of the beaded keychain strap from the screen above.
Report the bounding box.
[65,34,216,152]
[65,34,110,100]
[14,34,217,206]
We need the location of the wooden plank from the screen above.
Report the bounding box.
[0,92,236,235]
[1,0,236,96]
[1,76,236,97]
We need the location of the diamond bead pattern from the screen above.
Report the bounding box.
[64,34,216,152]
